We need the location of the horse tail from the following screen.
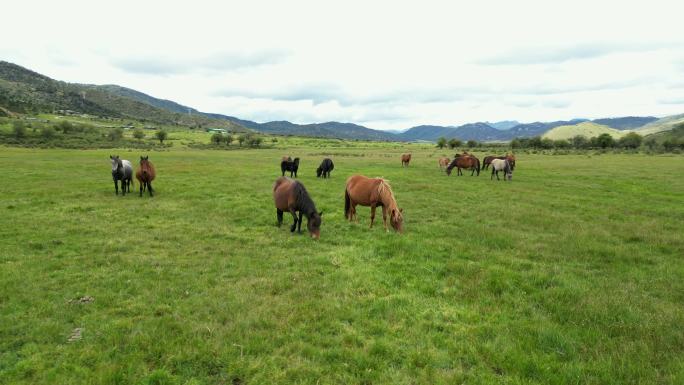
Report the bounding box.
[344,188,351,219]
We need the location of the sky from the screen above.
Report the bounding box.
[2,0,684,131]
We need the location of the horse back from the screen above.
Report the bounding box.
[346,175,382,204]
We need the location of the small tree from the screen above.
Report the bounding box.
[466,140,478,148]
[12,121,26,138]
[554,139,570,149]
[211,132,224,144]
[248,136,263,147]
[540,138,554,149]
[618,132,642,149]
[108,128,124,141]
[447,138,462,149]
[224,133,233,145]
[56,120,73,134]
[596,133,615,148]
[42,126,56,139]
[436,137,447,149]
[571,135,588,149]
[133,128,145,140]
[155,130,168,144]
[237,134,247,146]
[528,136,543,148]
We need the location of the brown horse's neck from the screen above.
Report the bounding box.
[377,180,398,210]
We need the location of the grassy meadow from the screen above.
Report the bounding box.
[1,143,683,385]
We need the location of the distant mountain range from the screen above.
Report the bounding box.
[0,61,677,142]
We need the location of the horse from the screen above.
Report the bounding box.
[438,157,450,171]
[344,175,403,233]
[316,158,334,178]
[483,156,504,170]
[483,153,516,171]
[281,157,300,177]
[273,177,322,239]
[135,156,156,197]
[446,154,480,176]
[401,153,411,167]
[110,155,133,195]
[491,158,513,181]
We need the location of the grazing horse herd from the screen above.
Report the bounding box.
[108,151,516,239]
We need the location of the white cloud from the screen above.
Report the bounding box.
[1,0,683,130]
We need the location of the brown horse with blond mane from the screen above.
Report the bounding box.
[344,175,403,232]
[401,153,411,167]
[136,156,156,197]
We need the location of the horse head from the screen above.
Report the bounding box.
[390,208,404,233]
[110,155,122,173]
[307,211,323,239]
[316,167,322,177]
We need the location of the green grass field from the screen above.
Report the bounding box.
[1,144,683,385]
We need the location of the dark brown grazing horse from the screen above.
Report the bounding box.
[273,177,322,239]
[345,175,403,232]
[136,156,156,197]
[446,154,480,176]
[483,153,516,171]
[401,153,411,167]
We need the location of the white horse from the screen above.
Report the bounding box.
[110,155,133,195]
[490,158,512,181]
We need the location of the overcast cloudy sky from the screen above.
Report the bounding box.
[2,0,683,130]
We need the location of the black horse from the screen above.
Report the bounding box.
[316,158,334,178]
[281,157,300,177]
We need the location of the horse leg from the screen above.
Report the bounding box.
[491,168,495,180]
[139,181,143,197]
[369,204,376,228]
[496,170,500,180]
[276,209,283,226]
[148,182,153,197]
[289,209,298,232]
[382,205,388,232]
[297,211,303,233]
[114,179,118,195]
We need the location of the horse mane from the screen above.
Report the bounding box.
[293,181,317,218]
[377,179,401,219]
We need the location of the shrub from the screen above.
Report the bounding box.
[248,136,263,147]
[133,128,145,140]
[211,132,223,144]
[447,138,462,149]
[108,128,124,141]
[618,132,642,149]
[596,133,615,148]
[12,121,26,138]
[437,137,447,148]
[56,120,74,133]
[42,126,56,139]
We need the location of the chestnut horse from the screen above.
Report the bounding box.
[438,157,450,171]
[446,154,480,176]
[136,156,156,197]
[344,175,403,232]
[273,177,322,239]
[401,153,411,167]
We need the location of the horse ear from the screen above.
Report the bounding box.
[110,155,113,159]
[140,156,144,160]
[319,211,323,216]
[399,208,403,213]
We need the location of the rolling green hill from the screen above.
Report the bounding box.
[0,61,247,132]
[635,113,684,136]
[542,122,625,140]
